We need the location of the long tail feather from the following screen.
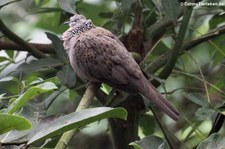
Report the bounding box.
[136,77,180,121]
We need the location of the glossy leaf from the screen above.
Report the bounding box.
[0,76,19,83]
[195,106,215,121]
[58,0,76,14]
[0,56,8,62]
[197,133,225,149]
[209,13,225,30]
[184,93,208,107]
[130,135,169,149]
[7,82,57,114]
[6,50,14,60]
[17,57,64,74]
[46,32,68,62]
[0,113,31,135]
[23,76,44,87]
[139,114,155,136]
[28,107,127,144]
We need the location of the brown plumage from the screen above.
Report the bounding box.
[62,14,180,120]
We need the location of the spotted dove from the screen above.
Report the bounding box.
[62,14,180,120]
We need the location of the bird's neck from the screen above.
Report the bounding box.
[70,20,94,36]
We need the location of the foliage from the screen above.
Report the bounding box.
[130,135,169,149]
[0,0,225,148]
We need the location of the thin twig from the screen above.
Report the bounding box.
[0,0,22,9]
[145,25,225,74]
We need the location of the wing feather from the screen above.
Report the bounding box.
[73,32,140,86]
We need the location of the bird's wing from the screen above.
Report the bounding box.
[73,30,142,87]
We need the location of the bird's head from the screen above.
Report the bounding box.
[64,14,92,28]
[64,14,93,35]
[62,14,93,52]
[66,14,86,27]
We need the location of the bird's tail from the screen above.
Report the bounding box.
[135,77,180,121]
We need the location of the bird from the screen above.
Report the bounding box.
[62,14,180,121]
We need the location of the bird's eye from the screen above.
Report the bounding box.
[72,18,79,22]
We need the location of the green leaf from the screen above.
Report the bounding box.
[46,32,68,62]
[0,76,22,88]
[130,135,169,149]
[7,82,57,114]
[197,133,225,149]
[0,76,18,83]
[45,77,61,86]
[58,0,76,14]
[0,113,31,135]
[139,114,155,136]
[209,13,225,30]
[6,50,14,60]
[0,56,9,62]
[0,114,59,144]
[23,76,44,87]
[162,0,180,23]
[0,93,6,100]
[9,98,17,105]
[184,93,208,107]
[34,0,49,6]
[28,107,127,144]
[17,57,64,74]
[57,65,76,88]
[195,106,215,121]
[217,103,225,115]
[98,12,113,18]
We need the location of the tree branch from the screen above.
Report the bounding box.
[121,0,144,56]
[0,40,55,54]
[145,25,225,74]
[182,25,225,51]
[109,94,144,149]
[0,19,46,58]
[151,6,193,86]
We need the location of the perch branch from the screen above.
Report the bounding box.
[55,82,100,149]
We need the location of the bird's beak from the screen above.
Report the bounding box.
[64,21,70,25]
